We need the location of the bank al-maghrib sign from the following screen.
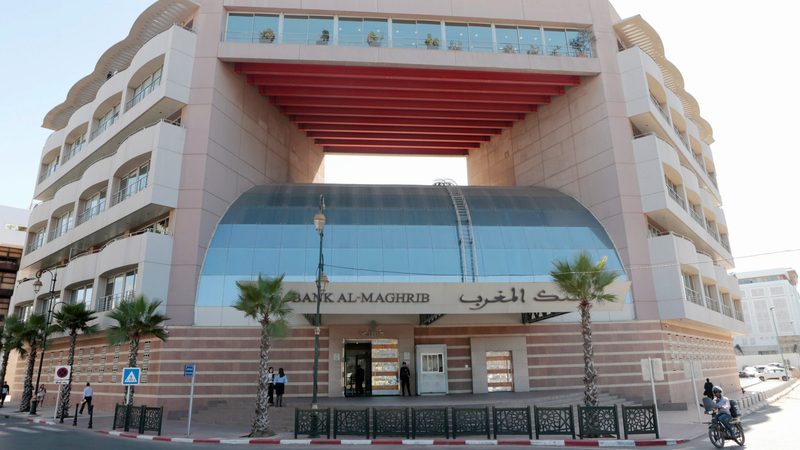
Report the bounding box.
[282,282,631,314]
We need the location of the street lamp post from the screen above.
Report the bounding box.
[310,195,328,438]
[769,306,789,377]
[29,268,61,415]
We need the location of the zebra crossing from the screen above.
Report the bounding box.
[0,422,66,437]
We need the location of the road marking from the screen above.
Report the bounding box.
[6,426,37,434]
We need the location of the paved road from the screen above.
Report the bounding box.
[0,414,220,450]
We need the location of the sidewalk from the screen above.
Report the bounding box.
[4,380,797,447]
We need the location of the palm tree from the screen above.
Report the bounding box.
[16,314,47,412]
[52,303,97,418]
[107,296,169,405]
[234,274,297,437]
[551,251,619,406]
[1,318,27,392]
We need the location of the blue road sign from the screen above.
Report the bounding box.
[184,364,196,377]
[122,367,141,385]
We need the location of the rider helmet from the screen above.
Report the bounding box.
[712,386,723,395]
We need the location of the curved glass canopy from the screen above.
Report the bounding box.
[196,184,626,308]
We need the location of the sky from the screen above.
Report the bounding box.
[0,1,798,274]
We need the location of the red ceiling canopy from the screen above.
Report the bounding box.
[235,63,580,156]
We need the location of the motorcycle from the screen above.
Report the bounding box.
[701,397,745,448]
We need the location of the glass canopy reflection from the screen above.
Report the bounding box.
[196,184,626,307]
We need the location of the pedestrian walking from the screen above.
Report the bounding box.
[267,367,275,405]
[399,361,412,396]
[79,382,93,414]
[274,368,287,407]
[36,385,47,406]
[703,378,714,399]
[0,381,9,407]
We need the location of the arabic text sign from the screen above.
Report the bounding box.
[282,281,631,315]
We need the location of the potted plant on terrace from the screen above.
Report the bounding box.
[569,29,596,57]
[424,33,440,49]
[527,45,541,55]
[367,31,383,47]
[317,29,330,45]
[447,40,463,51]
[549,44,562,56]
[502,43,515,54]
[259,28,275,43]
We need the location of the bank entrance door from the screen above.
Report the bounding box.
[416,344,448,395]
[343,339,399,397]
[486,351,513,392]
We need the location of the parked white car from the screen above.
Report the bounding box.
[739,366,758,378]
[759,367,789,381]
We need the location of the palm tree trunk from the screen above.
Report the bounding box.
[59,332,77,418]
[580,299,598,406]
[250,323,273,437]
[0,348,11,387]
[127,338,139,405]
[19,346,37,412]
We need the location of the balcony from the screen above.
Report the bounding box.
[76,201,106,226]
[650,94,670,123]
[721,303,733,318]
[89,114,119,141]
[62,141,86,164]
[111,176,148,207]
[647,232,746,334]
[47,223,73,243]
[734,308,744,321]
[124,75,162,111]
[97,289,134,312]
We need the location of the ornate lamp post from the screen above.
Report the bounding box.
[310,195,329,437]
[29,268,61,415]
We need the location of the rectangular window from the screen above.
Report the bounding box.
[50,209,75,241]
[69,283,94,306]
[283,16,333,45]
[99,269,136,312]
[16,302,34,321]
[91,104,120,140]
[338,17,387,47]
[77,190,107,226]
[421,353,444,373]
[393,20,440,49]
[66,132,86,161]
[544,28,568,55]
[127,67,163,110]
[112,161,150,206]
[486,351,513,392]
[28,228,46,253]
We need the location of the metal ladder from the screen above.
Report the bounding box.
[435,179,478,282]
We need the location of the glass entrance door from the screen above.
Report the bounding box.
[486,351,513,392]
[343,342,371,397]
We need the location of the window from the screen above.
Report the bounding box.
[283,16,333,45]
[77,190,106,226]
[338,17,388,47]
[544,28,568,55]
[27,228,46,253]
[126,67,163,110]
[91,104,120,140]
[99,269,136,312]
[112,161,150,205]
[225,13,279,43]
[421,353,444,373]
[16,302,34,321]
[64,132,86,162]
[495,26,541,54]
[50,209,74,241]
[69,283,94,306]
[40,155,59,182]
[393,20,441,49]
[445,22,492,52]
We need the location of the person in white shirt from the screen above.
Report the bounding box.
[79,382,93,414]
[274,368,287,407]
[712,386,734,437]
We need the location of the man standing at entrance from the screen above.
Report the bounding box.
[400,362,412,396]
[355,365,365,395]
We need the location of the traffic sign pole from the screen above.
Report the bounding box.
[187,370,196,435]
[53,388,61,421]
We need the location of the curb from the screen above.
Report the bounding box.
[27,416,691,447]
[89,430,687,447]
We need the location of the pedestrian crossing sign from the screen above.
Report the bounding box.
[122,367,141,385]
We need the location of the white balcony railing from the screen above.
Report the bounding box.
[89,114,120,141]
[685,287,703,306]
[110,176,148,207]
[721,303,733,318]
[76,201,106,226]
[125,75,162,111]
[96,290,135,312]
[649,94,671,123]
[666,183,687,210]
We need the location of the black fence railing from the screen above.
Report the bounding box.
[295,404,658,440]
[113,403,164,435]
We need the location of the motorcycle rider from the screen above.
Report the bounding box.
[712,386,735,437]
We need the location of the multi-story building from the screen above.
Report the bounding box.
[0,206,28,322]
[8,0,745,413]
[735,269,800,356]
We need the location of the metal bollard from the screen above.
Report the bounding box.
[73,403,79,427]
[88,404,94,429]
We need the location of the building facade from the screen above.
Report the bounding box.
[8,0,745,414]
[0,206,28,322]
[734,269,800,357]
